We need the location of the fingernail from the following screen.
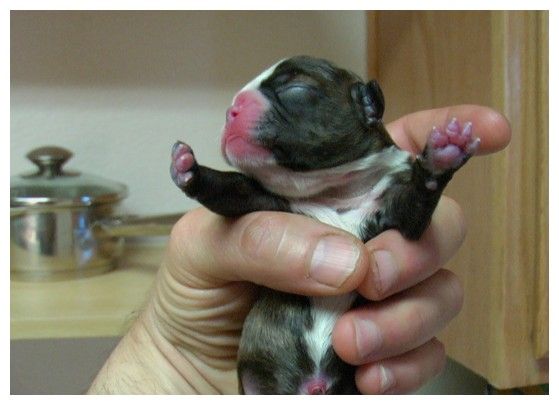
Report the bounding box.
[309,236,360,287]
[353,317,383,359]
[373,250,399,295]
[377,365,395,393]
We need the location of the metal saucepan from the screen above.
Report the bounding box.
[10,146,183,281]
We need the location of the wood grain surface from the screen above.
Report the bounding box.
[367,10,548,389]
[11,244,164,340]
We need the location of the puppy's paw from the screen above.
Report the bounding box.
[420,118,480,171]
[170,141,196,189]
[416,118,480,190]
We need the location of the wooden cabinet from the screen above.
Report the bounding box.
[367,11,548,389]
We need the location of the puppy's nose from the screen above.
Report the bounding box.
[226,106,240,122]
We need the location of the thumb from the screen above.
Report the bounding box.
[166,207,370,296]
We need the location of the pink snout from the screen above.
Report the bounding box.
[226,90,268,123]
[226,106,239,122]
[221,90,273,163]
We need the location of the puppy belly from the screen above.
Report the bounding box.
[238,290,357,394]
[304,293,356,370]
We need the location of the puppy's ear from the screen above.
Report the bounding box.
[350,80,385,127]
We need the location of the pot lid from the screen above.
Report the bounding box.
[10,146,128,208]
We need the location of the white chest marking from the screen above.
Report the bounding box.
[289,149,410,373]
[290,163,402,238]
[246,145,411,199]
[294,178,395,374]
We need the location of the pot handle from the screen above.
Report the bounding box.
[94,213,184,238]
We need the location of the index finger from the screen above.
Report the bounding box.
[386,105,511,155]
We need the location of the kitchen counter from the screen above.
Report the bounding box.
[11,243,165,340]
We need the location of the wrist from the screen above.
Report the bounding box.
[88,265,236,394]
[87,307,190,393]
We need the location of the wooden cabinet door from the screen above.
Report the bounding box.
[367,11,548,389]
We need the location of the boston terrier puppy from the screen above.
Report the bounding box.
[170,55,479,394]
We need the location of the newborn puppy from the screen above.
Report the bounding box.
[170,56,479,394]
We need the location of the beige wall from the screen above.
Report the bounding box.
[10,11,367,215]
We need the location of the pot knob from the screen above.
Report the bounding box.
[26,146,73,177]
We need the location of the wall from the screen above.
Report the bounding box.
[10,10,367,215]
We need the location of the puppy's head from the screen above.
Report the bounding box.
[221,56,393,195]
[221,56,392,194]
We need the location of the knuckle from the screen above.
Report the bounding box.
[446,197,468,246]
[169,211,194,241]
[409,340,447,392]
[439,269,465,315]
[165,209,222,285]
[430,339,448,376]
[168,210,203,258]
[239,212,286,261]
[403,242,437,279]
[399,271,464,348]
[409,304,430,344]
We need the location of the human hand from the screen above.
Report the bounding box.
[89,105,510,394]
[331,105,511,393]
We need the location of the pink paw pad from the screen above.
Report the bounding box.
[424,118,480,173]
[170,141,196,188]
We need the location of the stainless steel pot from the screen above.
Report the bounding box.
[10,146,182,281]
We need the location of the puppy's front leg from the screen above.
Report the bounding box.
[170,141,290,217]
[363,118,480,241]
